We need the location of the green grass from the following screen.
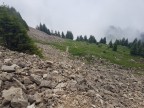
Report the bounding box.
[47,40,144,70]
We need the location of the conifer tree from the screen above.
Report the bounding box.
[84,35,88,41]
[79,35,84,41]
[113,41,118,51]
[61,32,65,38]
[89,35,97,43]
[109,40,113,48]
[66,31,73,40]
[76,36,80,41]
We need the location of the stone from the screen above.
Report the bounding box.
[46,60,53,65]
[28,95,36,104]
[87,90,96,97]
[31,69,46,74]
[27,103,35,108]
[53,89,64,95]
[23,77,33,84]
[67,80,77,91]
[43,74,47,79]
[13,77,26,91]
[33,92,43,104]
[0,80,2,88]
[52,70,59,74]
[27,84,37,90]
[2,86,28,108]
[55,82,67,89]
[30,74,42,85]
[17,62,26,68]
[0,51,2,56]
[4,59,12,66]
[1,65,15,72]
[11,64,19,69]
[0,72,13,81]
[40,80,52,88]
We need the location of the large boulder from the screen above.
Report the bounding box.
[2,86,28,108]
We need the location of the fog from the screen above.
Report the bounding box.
[1,0,144,41]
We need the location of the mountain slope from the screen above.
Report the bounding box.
[1,28,144,108]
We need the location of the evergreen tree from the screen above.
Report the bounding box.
[66,31,73,40]
[0,5,42,56]
[113,41,118,51]
[109,40,113,48]
[36,23,51,35]
[61,32,65,38]
[121,38,125,46]
[76,36,80,41]
[88,35,97,43]
[103,37,106,44]
[84,35,88,41]
[57,31,61,37]
[55,31,58,36]
[124,38,129,46]
[99,38,103,43]
[79,35,84,41]
[130,43,138,55]
[99,37,106,44]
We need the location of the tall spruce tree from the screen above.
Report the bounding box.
[88,35,97,43]
[113,41,118,51]
[66,31,73,40]
[109,40,113,48]
[61,32,65,38]
[84,35,88,41]
[79,35,84,41]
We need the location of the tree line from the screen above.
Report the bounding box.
[36,23,74,40]
[76,35,144,57]
[36,23,144,58]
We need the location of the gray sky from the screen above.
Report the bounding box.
[1,0,144,40]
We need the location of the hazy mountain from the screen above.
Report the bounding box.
[105,25,141,42]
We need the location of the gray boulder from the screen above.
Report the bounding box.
[1,65,17,72]
[30,74,42,85]
[2,86,28,108]
[0,72,13,81]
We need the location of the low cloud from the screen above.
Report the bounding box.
[1,0,144,40]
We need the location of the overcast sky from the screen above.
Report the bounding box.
[1,0,144,39]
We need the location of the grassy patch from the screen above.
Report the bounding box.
[46,40,144,70]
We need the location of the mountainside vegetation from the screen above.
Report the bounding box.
[0,5,42,57]
[43,39,144,70]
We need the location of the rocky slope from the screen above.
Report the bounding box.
[0,28,144,108]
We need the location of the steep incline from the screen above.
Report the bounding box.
[28,27,64,43]
[0,28,144,108]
